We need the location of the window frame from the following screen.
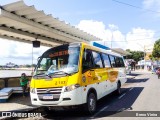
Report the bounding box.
[91,50,104,69]
[109,55,116,68]
[82,48,94,73]
[119,57,125,67]
[101,53,111,68]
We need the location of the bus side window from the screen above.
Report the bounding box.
[92,51,103,68]
[115,57,125,67]
[102,53,111,68]
[115,57,120,67]
[119,57,125,67]
[82,49,94,72]
[109,55,116,67]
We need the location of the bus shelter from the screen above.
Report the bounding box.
[0,1,101,47]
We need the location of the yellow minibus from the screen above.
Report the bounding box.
[30,42,127,114]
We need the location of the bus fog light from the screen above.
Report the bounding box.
[64,84,80,92]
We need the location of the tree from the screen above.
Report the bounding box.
[152,39,160,59]
[125,49,144,63]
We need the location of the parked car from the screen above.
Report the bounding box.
[152,67,160,74]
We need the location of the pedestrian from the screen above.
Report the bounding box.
[20,73,29,97]
[156,68,160,79]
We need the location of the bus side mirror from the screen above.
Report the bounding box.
[37,56,41,62]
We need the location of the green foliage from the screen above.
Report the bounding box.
[25,64,31,68]
[152,39,160,59]
[125,49,144,63]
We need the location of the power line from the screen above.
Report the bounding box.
[114,30,156,36]
[112,0,160,14]
[103,35,160,42]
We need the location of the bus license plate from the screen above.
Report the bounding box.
[43,94,53,99]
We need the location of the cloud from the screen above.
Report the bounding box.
[126,27,155,51]
[77,20,155,51]
[108,24,119,30]
[0,38,49,65]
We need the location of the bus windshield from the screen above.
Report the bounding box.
[34,45,80,77]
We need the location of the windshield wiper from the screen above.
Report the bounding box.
[50,71,71,76]
[34,73,51,78]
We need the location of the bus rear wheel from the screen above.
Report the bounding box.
[116,82,121,95]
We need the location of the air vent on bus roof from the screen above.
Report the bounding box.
[91,42,110,50]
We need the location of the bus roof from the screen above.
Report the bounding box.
[81,42,122,57]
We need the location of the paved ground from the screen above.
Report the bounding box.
[0,94,38,119]
[1,70,160,120]
[0,94,34,111]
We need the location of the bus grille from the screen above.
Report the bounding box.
[36,87,62,101]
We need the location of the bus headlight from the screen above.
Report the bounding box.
[30,88,36,93]
[64,84,80,92]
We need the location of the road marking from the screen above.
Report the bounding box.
[137,84,139,86]
[129,87,134,91]
[92,105,109,118]
[118,93,126,99]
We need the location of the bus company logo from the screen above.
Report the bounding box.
[2,112,11,117]
[46,89,50,92]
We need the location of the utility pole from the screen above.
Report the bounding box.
[137,43,146,70]
[144,45,146,70]
[111,30,113,48]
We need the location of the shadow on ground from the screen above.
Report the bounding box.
[37,87,144,119]
[126,78,149,83]
[127,73,142,77]
[9,93,31,105]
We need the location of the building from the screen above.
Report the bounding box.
[144,44,154,60]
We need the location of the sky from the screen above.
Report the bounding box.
[0,0,159,65]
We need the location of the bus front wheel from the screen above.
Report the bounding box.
[85,92,97,114]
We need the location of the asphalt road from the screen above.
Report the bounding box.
[20,71,160,120]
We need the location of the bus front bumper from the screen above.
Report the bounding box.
[30,87,83,106]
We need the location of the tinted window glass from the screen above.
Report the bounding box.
[115,57,125,67]
[119,57,125,67]
[82,49,94,71]
[92,51,103,68]
[109,55,116,67]
[102,53,111,68]
[115,57,120,67]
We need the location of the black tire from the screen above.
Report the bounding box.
[116,82,121,95]
[43,107,54,114]
[84,92,97,115]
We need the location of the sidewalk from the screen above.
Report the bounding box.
[126,69,152,79]
[134,69,152,73]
